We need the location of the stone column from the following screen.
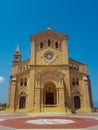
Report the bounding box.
[56,88,59,105]
[40,88,44,112]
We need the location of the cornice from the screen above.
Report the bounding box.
[12,69,30,78]
[29,64,69,71]
[69,69,88,76]
[35,67,65,78]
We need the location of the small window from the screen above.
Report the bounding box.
[24,79,27,86]
[72,81,75,85]
[76,78,79,85]
[55,42,58,48]
[84,79,88,85]
[73,65,77,70]
[72,78,79,86]
[40,42,43,48]
[72,78,75,85]
[48,39,51,46]
[15,56,18,59]
[20,79,23,86]
[70,64,73,69]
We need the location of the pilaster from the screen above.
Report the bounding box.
[6,77,16,112]
[34,88,41,112]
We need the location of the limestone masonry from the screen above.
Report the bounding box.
[7,28,93,113]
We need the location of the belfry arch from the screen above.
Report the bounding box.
[43,82,57,106]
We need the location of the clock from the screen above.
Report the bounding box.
[44,51,54,60]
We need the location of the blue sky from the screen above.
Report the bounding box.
[0,0,98,106]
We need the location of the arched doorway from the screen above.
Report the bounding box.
[74,96,81,109]
[44,82,56,106]
[19,96,26,109]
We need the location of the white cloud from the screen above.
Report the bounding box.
[0,76,5,84]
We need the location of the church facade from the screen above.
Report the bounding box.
[7,28,93,113]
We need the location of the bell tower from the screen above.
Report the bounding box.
[30,29,69,65]
[12,45,21,66]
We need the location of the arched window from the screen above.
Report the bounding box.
[15,56,19,59]
[72,78,79,86]
[72,81,75,85]
[55,42,58,48]
[73,65,76,70]
[40,42,43,48]
[72,78,79,85]
[84,79,88,85]
[48,39,51,46]
[20,79,23,86]
[70,64,73,69]
[72,78,75,85]
[24,79,27,86]
[76,78,79,85]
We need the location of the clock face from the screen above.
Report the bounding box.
[44,51,54,60]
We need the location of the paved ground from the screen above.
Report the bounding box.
[0,111,98,130]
